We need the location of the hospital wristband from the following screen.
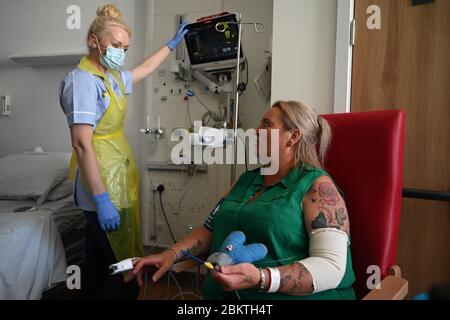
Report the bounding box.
[267,267,281,293]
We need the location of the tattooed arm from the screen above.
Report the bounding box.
[169,226,213,258]
[274,175,350,296]
[303,175,350,235]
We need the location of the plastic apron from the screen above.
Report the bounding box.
[69,56,143,263]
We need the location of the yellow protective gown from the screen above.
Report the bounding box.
[69,56,143,263]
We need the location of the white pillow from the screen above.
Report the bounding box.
[0,152,71,204]
[46,179,74,202]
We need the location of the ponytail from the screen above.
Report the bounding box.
[317,117,331,166]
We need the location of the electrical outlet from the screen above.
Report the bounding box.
[170,87,183,96]
[1,96,11,116]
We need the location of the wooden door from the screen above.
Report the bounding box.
[351,0,450,298]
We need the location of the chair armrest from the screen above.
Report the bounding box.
[363,265,408,300]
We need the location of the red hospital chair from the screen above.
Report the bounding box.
[322,110,408,299]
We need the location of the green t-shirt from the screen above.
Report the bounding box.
[202,164,356,300]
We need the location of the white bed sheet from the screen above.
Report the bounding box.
[0,196,82,233]
[0,196,82,300]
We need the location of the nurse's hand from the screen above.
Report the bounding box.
[166,22,189,51]
[210,263,261,292]
[92,192,121,232]
[124,250,177,286]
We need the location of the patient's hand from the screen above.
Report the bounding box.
[210,263,260,292]
[124,250,177,286]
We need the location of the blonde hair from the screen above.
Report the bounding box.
[272,101,331,169]
[87,4,132,46]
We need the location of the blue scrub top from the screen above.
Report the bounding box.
[59,67,133,211]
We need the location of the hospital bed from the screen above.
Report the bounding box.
[0,151,85,300]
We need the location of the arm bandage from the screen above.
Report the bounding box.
[298,228,349,294]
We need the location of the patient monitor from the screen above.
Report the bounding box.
[184,13,244,72]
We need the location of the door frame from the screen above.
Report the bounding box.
[334,0,355,114]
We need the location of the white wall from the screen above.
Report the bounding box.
[271,0,337,115]
[0,0,146,160]
[223,0,274,130]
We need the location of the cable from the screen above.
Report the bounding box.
[238,58,249,97]
[177,165,198,209]
[187,96,194,127]
[153,190,157,240]
[158,186,176,244]
[166,268,171,300]
[176,73,195,83]
[172,291,202,300]
[194,94,212,112]
[190,267,200,293]
[143,271,148,299]
[147,233,162,253]
[185,78,194,128]
[170,271,184,300]
[237,135,249,172]
[245,58,249,88]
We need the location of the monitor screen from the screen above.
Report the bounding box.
[184,13,244,70]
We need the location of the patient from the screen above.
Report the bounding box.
[126,100,356,300]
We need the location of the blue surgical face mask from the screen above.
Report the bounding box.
[100,47,126,70]
[94,35,126,70]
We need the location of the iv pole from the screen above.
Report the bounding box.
[216,14,265,185]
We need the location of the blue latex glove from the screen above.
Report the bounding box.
[207,231,267,267]
[166,21,189,51]
[92,192,121,232]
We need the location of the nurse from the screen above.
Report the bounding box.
[59,4,187,299]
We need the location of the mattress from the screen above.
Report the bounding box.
[0,197,84,300]
[0,196,83,234]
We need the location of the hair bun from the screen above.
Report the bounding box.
[96,4,122,19]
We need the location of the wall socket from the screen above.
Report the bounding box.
[1,96,11,116]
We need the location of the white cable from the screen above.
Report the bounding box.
[170,272,184,300]
[171,291,202,300]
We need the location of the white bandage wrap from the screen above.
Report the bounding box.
[298,228,349,294]
[267,268,281,293]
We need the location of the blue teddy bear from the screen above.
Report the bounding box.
[207,231,268,267]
